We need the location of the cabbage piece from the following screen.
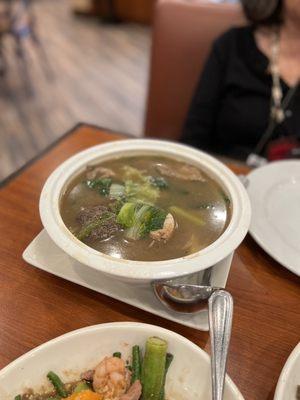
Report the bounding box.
[117,202,167,240]
[125,204,153,240]
[109,183,125,199]
[122,166,145,182]
[124,180,159,204]
[121,166,165,203]
[116,202,136,228]
[169,206,204,226]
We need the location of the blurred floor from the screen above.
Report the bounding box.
[0,0,150,182]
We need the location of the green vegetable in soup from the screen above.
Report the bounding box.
[131,345,142,383]
[76,212,115,241]
[117,202,167,240]
[169,206,204,226]
[148,207,168,232]
[122,165,145,182]
[47,371,67,398]
[73,381,91,393]
[121,166,161,203]
[109,199,125,214]
[125,204,154,240]
[109,183,125,199]
[86,178,112,196]
[117,202,136,228]
[14,396,22,400]
[113,351,122,358]
[147,176,168,189]
[141,337,167,400]
[125,180,159,204]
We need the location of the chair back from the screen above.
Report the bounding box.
[144,0,245,140]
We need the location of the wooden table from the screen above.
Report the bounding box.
[0,124,299,400]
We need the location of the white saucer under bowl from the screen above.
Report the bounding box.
[23,230,234,331]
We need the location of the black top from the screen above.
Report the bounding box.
[181,26,300,159]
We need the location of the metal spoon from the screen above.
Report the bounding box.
[209,290,233,400]
[152,267,219,313]
[153,274,233,400]
[163,266,213,304]
[155,286,234,399]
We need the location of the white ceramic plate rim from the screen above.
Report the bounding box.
[39,139,251,281]
[0,322,244,399]
[274,341,300,400]
[247,160,300,276]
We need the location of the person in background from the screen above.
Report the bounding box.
[181,0,300,164]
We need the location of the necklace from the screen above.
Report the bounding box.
[246,29,299,167]
[270,29,285,124]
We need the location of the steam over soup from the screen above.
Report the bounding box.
[60,156,231,261]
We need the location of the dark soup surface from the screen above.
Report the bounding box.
[60,156,231,261]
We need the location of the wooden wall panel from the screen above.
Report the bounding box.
[72,0,156,24]
[114,0,156,24]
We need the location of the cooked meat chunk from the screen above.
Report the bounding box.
[156,163,205,181]
[86,166,115,180]
[150,213,175,241]
[81,369,95,381]
[120,380,142,400]
[76,205,121,241]
[88,218,120,241]
[77,205,109,226]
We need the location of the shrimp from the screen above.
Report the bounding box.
[93,356,131,400]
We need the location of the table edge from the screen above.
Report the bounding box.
[0,122,133,189]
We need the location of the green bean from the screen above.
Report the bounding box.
[14,396,22,400]
[131,345,142,383]
[73,381,91,393]
[159,353,174,400]
[141,337,167,400]
[47,371,68,398]
[113,352,122,358]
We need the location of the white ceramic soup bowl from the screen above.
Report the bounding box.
[39,139,251,284]
[0,322,245,400]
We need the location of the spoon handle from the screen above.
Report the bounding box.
[208,290,233,400]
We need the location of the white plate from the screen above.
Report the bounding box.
[0,322,244,400]
[274,342,300,400]
[22,230,233,332]
[247,160,300,276]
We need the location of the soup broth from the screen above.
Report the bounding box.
[60,156,231,261]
